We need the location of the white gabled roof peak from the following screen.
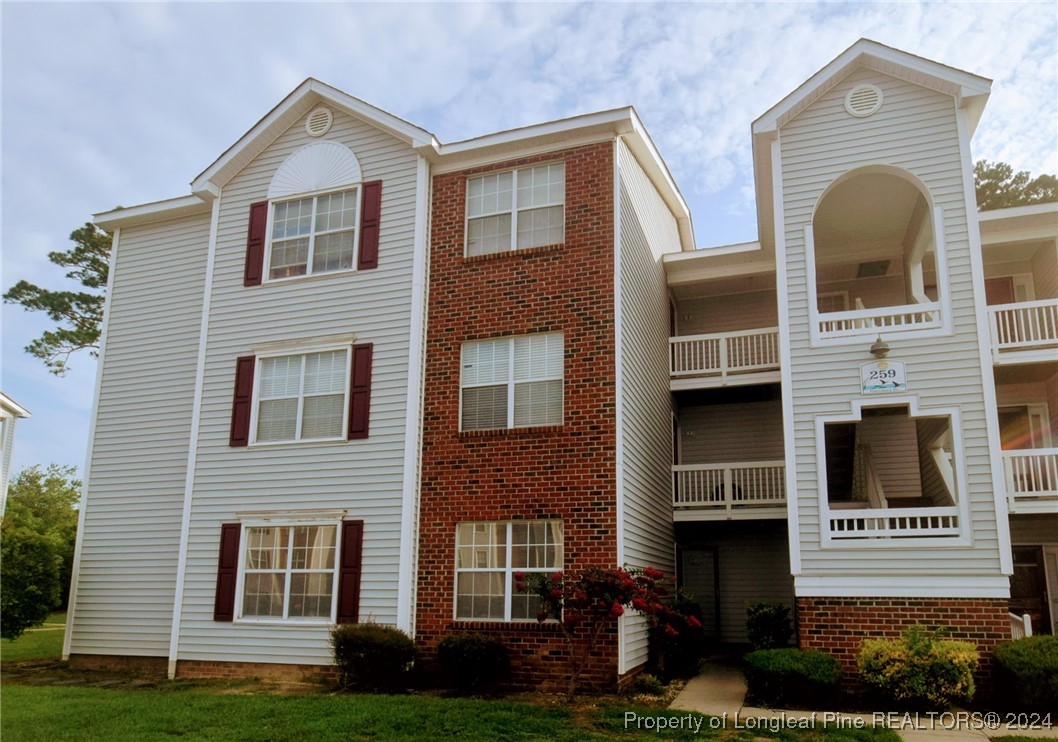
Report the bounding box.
[190,78,439,199]
[752,38,992,137]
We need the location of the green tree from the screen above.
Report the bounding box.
[3,222,110,375]
[974,160,1058,211]
[1,464,80,640]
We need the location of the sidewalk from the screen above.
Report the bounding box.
[669,660,1058,740]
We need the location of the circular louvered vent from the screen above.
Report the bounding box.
[844,84,883,117]
[305,106,334,137]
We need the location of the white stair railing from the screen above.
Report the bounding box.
[1009,612,1033,640]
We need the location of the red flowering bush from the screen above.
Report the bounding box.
[516,565,679,698]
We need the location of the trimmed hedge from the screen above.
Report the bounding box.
[993,635,1058,711]
[436,633,510,692]
[744,648,841,707]
[330,622,415,692]
[858,626,977,709]
[746,602,792,650]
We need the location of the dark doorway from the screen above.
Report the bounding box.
[1011,546,1052,635]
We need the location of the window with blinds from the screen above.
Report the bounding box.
[255,349,349,442]
[460,333,563,431]
[466,163,565,257]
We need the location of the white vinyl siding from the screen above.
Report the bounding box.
[68,213,211,657]
[675,291,779,337]
[466,163,564,256]
[460,333,563,431]
[778,68,1005,582]
[616,140,679,671]
[680,401,784,465]
[175,105,421,666]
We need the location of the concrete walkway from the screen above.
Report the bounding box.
[669,660,1058,740]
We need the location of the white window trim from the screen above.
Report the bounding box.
[452,520,563,623]
[233,515,344,625]
[263,185,362,284]
[248,344,352,446]
[458,333,564,432]
[815,396,972,549]
[463,162,565,257]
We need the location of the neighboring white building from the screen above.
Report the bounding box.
[0,392,31,518]
[64,39,1057,685]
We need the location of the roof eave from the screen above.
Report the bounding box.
[94,194,211,230]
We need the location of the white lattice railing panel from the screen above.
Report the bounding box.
[670,327,780,379]
[818,302,941,339]
[673,461,786,512]
[828,506,960,539]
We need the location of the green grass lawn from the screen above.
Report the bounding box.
[1,685,900,742]
[0,613,65,663]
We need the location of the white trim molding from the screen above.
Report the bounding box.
[795,575,1011,598]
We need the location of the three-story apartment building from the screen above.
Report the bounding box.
[65,39,1056,688]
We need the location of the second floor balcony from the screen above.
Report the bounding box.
[988,298,1058,364]
[669,327,780,389]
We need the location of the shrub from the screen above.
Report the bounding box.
[993,635,1058,711]
[746,602,792,650]
[436,633,510,692]
[1,526,63,640]
[744,648,841,707]
[330,622,415,692]
[650,593,707,679]
[858,626,978,709]
[627,673,665,696]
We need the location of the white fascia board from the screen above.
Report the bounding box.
[978,202,1058,222]
[94,195,211,230]
[794,575,1011,599]
[0,393,31,419]
[752,38,991,137]
[434,108,635,159]
[191,78,439,197]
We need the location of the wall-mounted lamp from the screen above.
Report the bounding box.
[869,336,890,358]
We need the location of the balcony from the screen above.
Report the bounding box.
[1003,448,1058,513]
[672,461,786,521]
[817,302,942,340]
[989,299,1058,364]
[827,506,961,539]
[669,327,780,390]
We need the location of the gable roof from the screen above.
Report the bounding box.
[750,38,992,254]
[190,79,439,199]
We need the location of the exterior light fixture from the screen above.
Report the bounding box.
[869,336,890,358]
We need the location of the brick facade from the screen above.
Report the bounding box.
[416,141,621,690]
[176,659,337,683]
[796,597,1010,691]
[68,653,168,677]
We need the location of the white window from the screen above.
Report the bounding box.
[240,524,339,620]
[460,333,563,431]
[466,163,564,256]
[267,189,359,280]
[455,521,563,621]
[254,349,349,443]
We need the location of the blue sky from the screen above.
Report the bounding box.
[2,1,1056,477]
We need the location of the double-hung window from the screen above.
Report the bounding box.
[455,520,563,621]
[255,349,349,443]
[240,524,338,620]
[268,189,359,280]
[466,163,564,256]
[460,333,563,431]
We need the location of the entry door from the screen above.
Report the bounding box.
[997,406,1050,450]
[680,549,719,640]
[1011,547,1052,635]
[1045,546,1058,635]
[985,276,1015,305]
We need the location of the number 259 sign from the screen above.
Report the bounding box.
[860,360,906,394]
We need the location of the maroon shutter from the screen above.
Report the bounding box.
[244,201,268,286]
[357,181,382,270]
[336,520,364,624]
[213,523,241,621]
[229,356,255,447]
[347,343,373,440]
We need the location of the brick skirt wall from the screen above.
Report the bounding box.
[68,653,168,677]
[796,597,1010,691]
[419,622,619,693]
[176,659,337,683]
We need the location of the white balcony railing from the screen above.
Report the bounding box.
[1009,612,1033,640]
[818,302,942,339]
[828,506,960,539]
[989,299,1058,361]
[1003,449,1058,505]
[669,327,780,380]
[672,461,786,514]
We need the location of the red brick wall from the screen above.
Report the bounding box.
[796,597,1010,691]
[416,141,620,690]
[68,653,168,677]
[176,659,337,683]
